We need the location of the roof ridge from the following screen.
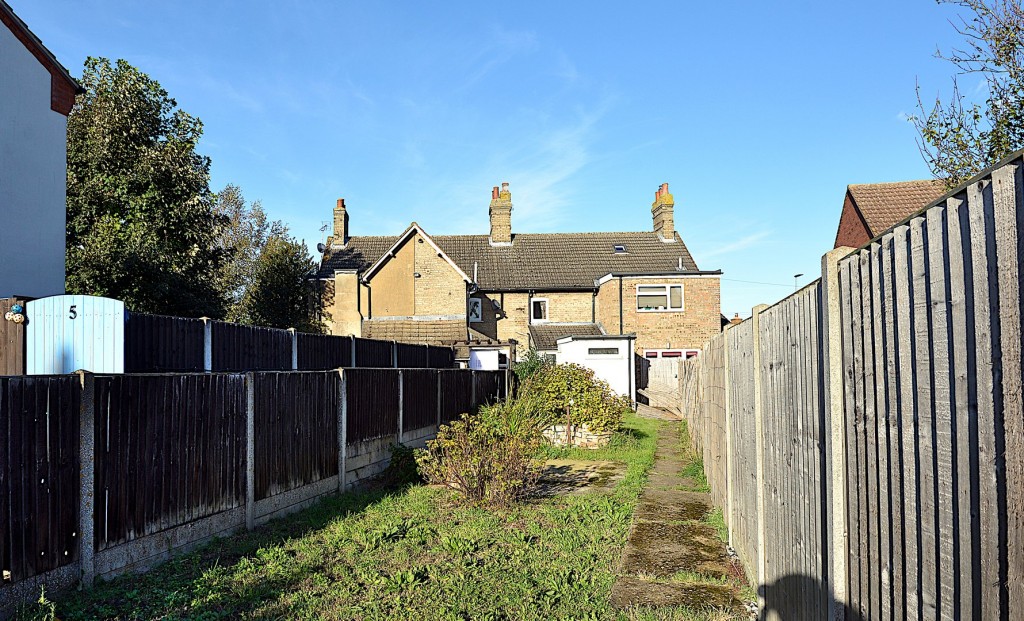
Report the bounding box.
[848,179,943,188]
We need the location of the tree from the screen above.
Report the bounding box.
[213,184,286,320]
[66,58,228,317]
[233,232,323,333]
[913,0,1024,187]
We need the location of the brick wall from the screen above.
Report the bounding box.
[834,193,871,249]
[596,276,721,352]
[414,234,467,316]
[470,290,595,356]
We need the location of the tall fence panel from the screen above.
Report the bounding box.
[93,374,246,550]
[472,370,504,408]
[296,333,351,370]
[0,376,80,583]
[701,334,728,514]
[354,337,394,368]
[253,372,340,500]
[124,313,205,372]
[757,282,827,620]
[345,368,400,443]
[439,369,473,424]
[210,321,292,372]
[426,345,456,369]
[725,320,758,584]
[401,369,439,430]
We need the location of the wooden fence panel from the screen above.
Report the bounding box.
[426,345,455,369]
[439,370,473,424]
[401,370,439,431]
[210,322,292,371]
[396,343,428,368]
[472,371,503,408]
[0,376,80,583]
[124,312,205,373]
[0,298,29,375]
[354,338,394,368]
[93,374,246,550]
[345,368,399,443]
[701,334,728,513]
[725,321,757,582]
[296,333,352,370]
[253,372,340,500]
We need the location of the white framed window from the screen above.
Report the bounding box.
[636,284,684,312]
[644,349,700,359]
[531,298,549,323]
[468,298,483,323]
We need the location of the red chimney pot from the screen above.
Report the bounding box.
[337,198,345,209]
[492,186,499,199]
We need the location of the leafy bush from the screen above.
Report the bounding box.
[521,363,630,434]
[512,347,551,381]
[416,398,545,507]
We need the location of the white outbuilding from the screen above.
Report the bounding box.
[554,334,636,401]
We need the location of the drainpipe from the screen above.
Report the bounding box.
[618,276,624,335]
[591,290,596,323]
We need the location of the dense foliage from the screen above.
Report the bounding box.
[233,234,322,332]
[512,347,551,380]
[522,363,631,433]
[416,396,545,507]
[66,58,227,317]
[913,0,1024,186]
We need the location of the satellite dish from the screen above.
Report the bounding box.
[316,242,326,253]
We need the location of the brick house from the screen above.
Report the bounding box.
[316,182,722,363]
[833,179,946,249]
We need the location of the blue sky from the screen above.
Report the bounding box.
[16,1,976,315]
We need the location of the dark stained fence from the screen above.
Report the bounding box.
[396,342,428,368]
[0,298,29,375]
[439,370,473,424]
[345,368,399,442]
[296,333,351,370]
[426,345,456,369]
[93,374,246,551]
[472,371,504,408]
[0,376,80,583]
[210,321,292,371]
[124,312,205,372]
[401,369,439,430]
[353,337,393,368]
[253,372,340,500]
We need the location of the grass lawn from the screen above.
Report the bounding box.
[19,412,673,621]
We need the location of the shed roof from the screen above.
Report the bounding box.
[529,322,604,351]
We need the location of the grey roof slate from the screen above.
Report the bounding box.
[529,323,605,351]
[317,231,699,290]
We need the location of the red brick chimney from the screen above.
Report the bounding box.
[489,182,513,246]
[333,198,349,247]
[652,183,675,242]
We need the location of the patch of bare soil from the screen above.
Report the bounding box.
[534,459,625,496]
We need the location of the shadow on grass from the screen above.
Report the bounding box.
[42,484,416,621]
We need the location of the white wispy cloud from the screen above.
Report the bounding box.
[701,230,772,259]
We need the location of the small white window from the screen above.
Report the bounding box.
[468,298,483,323]
[531,298,549,323]
[613,244,627,254]
[588,347,619,355]
[637,284,684,311]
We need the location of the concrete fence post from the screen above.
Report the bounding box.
[201,318,212,372]
[338,368,348,492]
[288,328,298,370]
[822,246,853,619]
[245,372,255,530]
[397,369,404,443]
[350,338,357,368]
[436,370,442,427]
[751,303,769,603]
[77,370,96,587]
[722,323,735,549]
[392,340,398,368]
[471,370,477,408]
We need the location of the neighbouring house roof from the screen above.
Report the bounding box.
[847,180,947,238]
[529,322,605,351]
[0,0,84,115]
[318,231,699,290]
[361,318,466,344]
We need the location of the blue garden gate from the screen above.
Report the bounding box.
[25,295,125,374]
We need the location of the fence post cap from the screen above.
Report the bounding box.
[287,327,297,333]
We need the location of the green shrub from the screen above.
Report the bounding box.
[521,363,630,434]
[415,399,544,507]
[512,347,551,381]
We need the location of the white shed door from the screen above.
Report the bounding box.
[25,295,125,374]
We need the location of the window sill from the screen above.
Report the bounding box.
[637,308,685,313]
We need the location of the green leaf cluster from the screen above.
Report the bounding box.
[66,58,227,317]
[521,363,630,434]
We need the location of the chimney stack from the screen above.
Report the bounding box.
[489,182,513,246]
[652,182,675,242]
[333,198,349,247]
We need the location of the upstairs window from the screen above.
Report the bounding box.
[531,298,549,323]
[613,244,628,254]
[637,284,684,311]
